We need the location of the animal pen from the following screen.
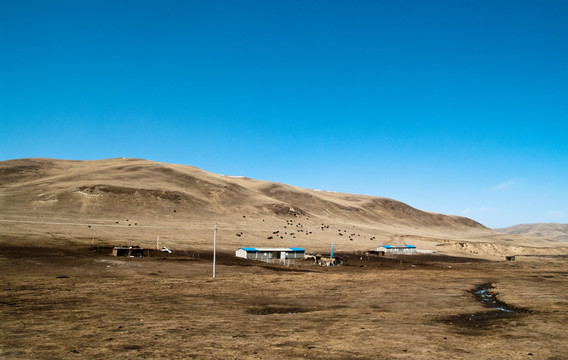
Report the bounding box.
[111,246,172,258]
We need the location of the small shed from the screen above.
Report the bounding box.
[376,245,416,255]
[235,247,305,260]
[112,246,146,257]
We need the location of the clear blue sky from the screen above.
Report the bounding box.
[1,0,567,228]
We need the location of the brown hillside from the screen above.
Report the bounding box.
[1,158,566,258]
[495,223,568,243]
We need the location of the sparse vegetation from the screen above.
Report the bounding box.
[1,158,568,358]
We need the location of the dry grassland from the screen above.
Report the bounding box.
[1,158,567,359]
[1,243,567,359]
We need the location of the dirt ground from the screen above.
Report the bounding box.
[1,243,567,360]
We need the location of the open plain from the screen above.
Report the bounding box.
[1,244,567,359]
[1,158,567,359]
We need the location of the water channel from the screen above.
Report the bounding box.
[471,283,526,313]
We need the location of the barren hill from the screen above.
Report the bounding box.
[495,223,568,243]
[1,158,565,258]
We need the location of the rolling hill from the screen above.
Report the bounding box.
[0,158,565,258]
[495,223,568,243]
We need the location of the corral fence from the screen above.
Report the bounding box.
[89,246,200,259]
[258,258,296,266]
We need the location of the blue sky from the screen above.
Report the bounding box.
[1,0,567,228]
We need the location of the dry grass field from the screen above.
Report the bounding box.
[1,158,567,359]
[1,244,567,359]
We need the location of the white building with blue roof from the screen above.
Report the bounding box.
[376,245,416,255]
[235,247,305,260]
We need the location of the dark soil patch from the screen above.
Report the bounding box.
[442,310,518,331]
[122,344,142,350]
[440,283,530,333]
[409,254,490,263]
[259,264,318,273]
[338,253,489,270]
[0,245,86,259]
[246,305,318,315]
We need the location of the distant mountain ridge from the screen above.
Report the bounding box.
[495,223,568,243]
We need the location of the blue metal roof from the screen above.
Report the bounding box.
[380,245,415,249]
[238,247,305,252]
[289,247,305,251]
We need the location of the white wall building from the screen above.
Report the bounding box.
[376,245,417,255]
[235,247,305,260]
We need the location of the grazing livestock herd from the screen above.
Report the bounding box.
[234,217,376,244]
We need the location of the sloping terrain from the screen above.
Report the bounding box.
[2,158,568,359]
[495,223,568,243]
[0,158,565,258]
[0,158,480,226]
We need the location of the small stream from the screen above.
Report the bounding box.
[441,283,528,331]
[471,283,522,313]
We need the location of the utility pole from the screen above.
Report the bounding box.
[213,224,217,279]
